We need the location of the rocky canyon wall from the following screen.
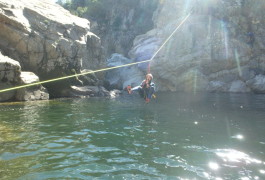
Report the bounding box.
[0,0,107,101]
[128,0,265,93]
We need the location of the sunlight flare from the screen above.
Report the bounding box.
[216,149,262,164]
[221,21,229,60]
[235,49,242,76]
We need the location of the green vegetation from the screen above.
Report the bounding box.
[58,0,158,30]
[58,0,109,21]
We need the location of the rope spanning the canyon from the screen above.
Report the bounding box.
[0,10,192,94]
[0,59,152,93]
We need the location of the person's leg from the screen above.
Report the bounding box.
[127,85,142,94]
[131,86,141,92]
[138,87,144,98]
[146,86,155,100]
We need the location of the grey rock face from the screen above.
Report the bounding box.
[0,52,49,102]
[0,53,21,101]
[229,80,250,93]
[105,53,144,90]
[70,85,110,97]
[90,0,158,57]
[207,81,228,92]
[128,0,265,93]
[16,72,49,101]
[0,0,104,98]
[246,75,265,93]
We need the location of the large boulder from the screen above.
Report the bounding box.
[16,72,49,101]
[70,85,110,97]
[0,52,49,102]
[229,80,251,93]
[105,53,144,90]
[246,75,265,93]
[0,54,21,101]
[0,0,104,98]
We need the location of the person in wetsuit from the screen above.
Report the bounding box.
[127,73,155,103]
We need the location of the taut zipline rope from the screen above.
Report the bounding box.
[0,59,152,93]
[147,11,192,73]
[0,10,192,94]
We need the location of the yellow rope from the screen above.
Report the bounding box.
[0,11,192,94]
[0,59,151,93]
[149,12,192,61]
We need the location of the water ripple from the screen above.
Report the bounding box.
[153,156,209,179]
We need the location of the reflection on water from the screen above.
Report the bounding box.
[215,149,262,164]
[0,92,265,179]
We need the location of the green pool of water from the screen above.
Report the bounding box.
[0,92,265,179]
